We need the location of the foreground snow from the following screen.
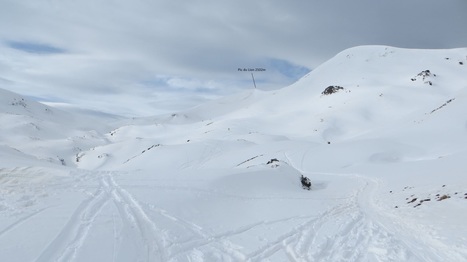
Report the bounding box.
[1,46,467,261]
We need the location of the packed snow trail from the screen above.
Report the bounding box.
[0,165,465,261]
[25,170,250,261]
[36,176,110,262]
[33,171,169,262]
[2,45,467,261]
[241,173,467,262]
[356,176,467,262]
[243,175,411,262]
[0,169,448,261]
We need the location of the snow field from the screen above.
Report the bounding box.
[1,45,467,261]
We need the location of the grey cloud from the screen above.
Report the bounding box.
[0,0,466,116]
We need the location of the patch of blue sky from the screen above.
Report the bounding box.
[239,77,262,86]
[266,58,310,80]
[139,77,171,89]
[7,41,66,54]
[139,76,220,94]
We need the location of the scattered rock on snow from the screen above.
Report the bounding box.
[430,98,455,114]
[267,158,280,168]
[266,158,279,165]
[321,85,344,95]
[437,194,450,201]
[411,70,436,85]
[411,70,435,80]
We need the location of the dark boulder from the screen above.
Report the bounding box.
[322,86,344,95]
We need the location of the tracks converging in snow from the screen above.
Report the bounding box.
[23,170,466,262]
[2,46,467,262]
[34,172,168,262]
[240,176,413,262]
[105,173,169,261]
[36,174,110,262]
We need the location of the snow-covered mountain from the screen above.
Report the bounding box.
[0,88,120,168]
[1,46,466,261]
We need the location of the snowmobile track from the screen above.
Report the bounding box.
[104,173,169,261]
[35,177,110,262]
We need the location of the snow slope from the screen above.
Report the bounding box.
[1,45,467,261]
[0,88,121,167]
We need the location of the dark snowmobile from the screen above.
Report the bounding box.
[301,175,311,190]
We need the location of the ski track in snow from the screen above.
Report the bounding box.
[35,174,111,262]
[34,171,169,262]
[0,207,51,238]
[31,171,249,262]
[26,170,467,262]
[167,215,317,261]
[357,176,467,262]
[3,46,467,261]
[105,172,169,262]
[240,174,467,262]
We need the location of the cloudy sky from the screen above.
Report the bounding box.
[1,0,466,116]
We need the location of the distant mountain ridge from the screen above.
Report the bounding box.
[1,46,467,261]
[1,45,467,169]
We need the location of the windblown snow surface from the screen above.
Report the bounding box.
[1,46,467,261]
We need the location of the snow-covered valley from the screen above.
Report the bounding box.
[1,46,467,261]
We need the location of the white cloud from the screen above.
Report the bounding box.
[1,0,466,116]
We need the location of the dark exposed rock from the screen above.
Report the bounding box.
[438,194,450,201]
[430,98,455,114]
[411,70,436,85]
[266,158,279,165]
[322,86,344,95]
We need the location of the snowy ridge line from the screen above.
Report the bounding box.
[122,144,161,164]
[236,154,264,167]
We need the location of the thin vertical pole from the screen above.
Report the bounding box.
[251,73,257,89]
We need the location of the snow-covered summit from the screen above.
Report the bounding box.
[0,87,117,167]
[1,46,467,261]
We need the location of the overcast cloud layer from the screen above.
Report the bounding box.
[1,0,466,116]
